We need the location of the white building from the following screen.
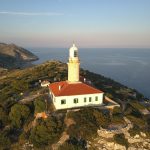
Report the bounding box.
[41,80,50,87]
[49,44,104,110]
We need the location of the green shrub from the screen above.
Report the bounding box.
[93,109,111,128]
[129,101,145,110]
[67,108,111,140]
[128,124,140,137]
[111,115,125,125]
[34,97,46,114]
[58,142,83,150]
[144,130,150,138]
[0,107,9,128]
[9,104,30,128]
[12,79,29,92]
[29,116,64,148]
[126,115,146,127]
[19,132,29,144]
[0,132,11,149]
[113,133,129,148]
[112,106,122,115]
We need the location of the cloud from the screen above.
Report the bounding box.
[0,11,64,16]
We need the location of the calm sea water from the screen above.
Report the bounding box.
[29,48,150,99]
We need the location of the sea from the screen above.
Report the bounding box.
[29,48,150,99]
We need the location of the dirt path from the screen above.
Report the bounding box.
[19,88,49,104]
[19,93,42,104]
[52,111,75,150]
[52,131,69,150]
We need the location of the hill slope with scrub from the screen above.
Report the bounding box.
[0,61,150,149]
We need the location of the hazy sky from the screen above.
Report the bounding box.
[0,0,150,48]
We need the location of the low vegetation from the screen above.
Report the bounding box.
[29,116,64,148]
[67,108,111,140]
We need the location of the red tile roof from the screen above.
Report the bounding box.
[49,81,103,96]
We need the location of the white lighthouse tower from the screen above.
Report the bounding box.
[49,43,104,110]
[67,44,80,83]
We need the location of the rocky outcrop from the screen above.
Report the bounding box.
[0,43,38,69]
[88,117,150,150]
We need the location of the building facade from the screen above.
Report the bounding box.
[49,44,104,110]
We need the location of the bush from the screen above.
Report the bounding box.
[112,106,122,115]
[9,104,30,128]
[0,107,9,128]
[111,106,125,125]
[126,115,146,127]
[124,103,142,118]
[128,124,140,137]
[93,109,111,128]
[19,132,29,144]
[129,101,145,110]
[34,98,46,114]
[0,132,11,149]
[29,116,64,148]
[67,108,111,140]
[12,79,29,92]
[144,130,150,138]
[58,142,83,150]
[113,133,129,148]
[111,115,125,125]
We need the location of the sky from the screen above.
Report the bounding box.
[0,0,150,48]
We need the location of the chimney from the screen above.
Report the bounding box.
[59,85,61,91]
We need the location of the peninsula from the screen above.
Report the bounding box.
[0,43,38,69]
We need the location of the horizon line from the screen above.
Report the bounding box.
[0,11,64,16]
[27,46,150,49]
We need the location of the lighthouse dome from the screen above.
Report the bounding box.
[69,43,78,58]
[69,43,78,51]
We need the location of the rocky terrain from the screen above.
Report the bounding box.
[0,43,38,69]
[88,117,150,150]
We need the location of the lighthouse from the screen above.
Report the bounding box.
[49,44,104,110]
[67,44,80,83]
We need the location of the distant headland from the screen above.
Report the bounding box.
[0,43,38,69]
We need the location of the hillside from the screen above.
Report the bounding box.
[0,43,38,69]
[0,61,150,150]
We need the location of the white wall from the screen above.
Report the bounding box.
[51,93,103,110]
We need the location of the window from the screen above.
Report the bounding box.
[95,96,98,101]
[61,99,66,105]
[74,50,78,57]
[89,97,92,102]
[84,97,86,102]
[74,98,78,103]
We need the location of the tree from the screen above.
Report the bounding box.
[29,116,64,148]
[112,106,122,115]
[0,132,11,149]
[67,108,110,139]
[12,79,29,93]
[34,98,46,114]
[19,132,29,144]
[93,109,111,128]
[128,124,140,137]
[111,107,125,125]
[58,142,83,150]
[113,133,129,148]
[9,104,30,128]
[0,107,9,128]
